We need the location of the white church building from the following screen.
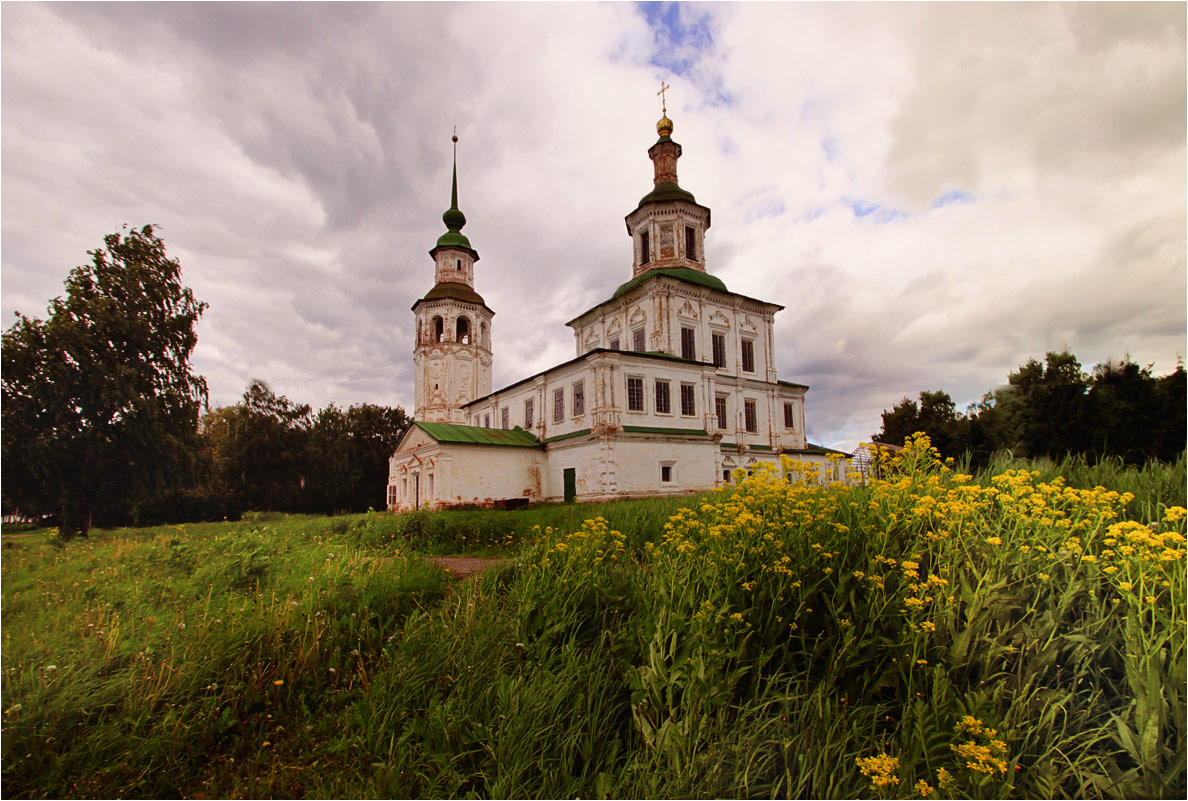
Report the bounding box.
[388,110,849,510]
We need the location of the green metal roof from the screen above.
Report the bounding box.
[778,379,810,390]
[783,443,852,457]
[542,428,592,444]
[613,267,728,298]
[433,230,474,251]
[637,180,698,207]
[415,282,488,308]
[622,425,710,437]
[413,421,542,448]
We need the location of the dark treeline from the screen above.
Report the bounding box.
[873,350,1186,468]
[138,380,411,525]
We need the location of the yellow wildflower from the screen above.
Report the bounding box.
[856,753,900,790]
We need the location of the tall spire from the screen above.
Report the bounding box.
[442,130,467,234]
[435,129,473,252]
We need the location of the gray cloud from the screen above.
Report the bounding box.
[3,2,1183,453]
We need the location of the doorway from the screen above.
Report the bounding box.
[563,468,576,503]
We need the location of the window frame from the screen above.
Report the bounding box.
[783,402,795,430]
[525,398,534,429]
[654,379,672,415]
[501,407,510,430]
[679,382,696,417]
[715,395,728,430]
[741,339,755,373]
[744,399,758,433]
[680,326,696,360]
[660,461,675,484]
[711,332,727,368]
[573,380,585,416]
[633,328,646,352]
[685,225,696,261]
[553,387,565,423]
[626,376,645,412]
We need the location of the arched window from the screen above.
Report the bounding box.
[433,316,444,342]
[456,316,471,345]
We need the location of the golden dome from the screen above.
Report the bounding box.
[656,115,673,137]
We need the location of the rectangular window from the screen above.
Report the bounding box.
[553,387,565,423]
[609,337,620,350]
[573,380,585,416]
[715,396,728,430]
[483,414,490,428]
[627,376,644,412]
[640,231,650,264]
[680,383,696,416]
[744,399,758,433]
[633,328,646,352]
[784,402,795,429]
[741,339,755,373]
[661,464,673,483]
[680,326,696,360]
[655,379,671,414]
[501,407,509,430]
[685,226,696,261]
[525,398,534,429]
[712,333,726,368]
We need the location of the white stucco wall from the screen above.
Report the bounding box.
[389,436,544,510]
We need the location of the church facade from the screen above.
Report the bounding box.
[388,114,848,511]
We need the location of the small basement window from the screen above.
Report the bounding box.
[661,462,675,483]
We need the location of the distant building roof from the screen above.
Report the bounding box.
[784,442,852,457]
[412,421,542,448]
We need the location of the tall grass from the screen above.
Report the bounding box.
[3,443,1184,798]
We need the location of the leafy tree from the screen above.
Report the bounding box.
[338,402,411,510]
[1154,363,1186,462]
[1,225,207,537]
[1008,351,1090,459]
[200,387,409,516]
[872,390,963,456]
[1087,358,1158,463]
[203,380,312,512]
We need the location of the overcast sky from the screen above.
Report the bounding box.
[3,2,1184,452]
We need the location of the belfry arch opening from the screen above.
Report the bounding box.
[433,316,444,342]
[456,316,471,344]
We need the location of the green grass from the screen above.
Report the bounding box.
[2,449,1185,798]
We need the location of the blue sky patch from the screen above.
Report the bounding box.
[931,189,972,208]
[821,136,839,163]
[639,1,715,78]
[844,197,908,223]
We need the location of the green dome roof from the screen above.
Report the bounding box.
[442,205,466,231]
[638,180,698,207]
[435,230,473,251]
[613,267,728,298]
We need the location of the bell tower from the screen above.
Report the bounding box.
[411,134,494,424]
[624,84,712,279]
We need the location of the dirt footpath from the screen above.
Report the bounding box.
[426,556,510,579]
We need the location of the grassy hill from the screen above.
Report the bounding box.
[2,442,1184,798]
